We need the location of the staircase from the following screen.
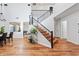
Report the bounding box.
[37,26,58,47]
[29,7,58,48]
[29,16,58,48]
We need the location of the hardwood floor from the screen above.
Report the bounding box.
[0,36,79,56]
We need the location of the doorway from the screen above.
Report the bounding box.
[61,20,67,39]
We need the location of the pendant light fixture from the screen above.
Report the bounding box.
[0,3,8,21]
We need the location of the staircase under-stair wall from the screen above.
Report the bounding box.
[37,27,58,48]
[37,30,51,48]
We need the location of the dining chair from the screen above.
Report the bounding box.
[3,33,7,45]
[0,33,7,46]
[6,32,13,43]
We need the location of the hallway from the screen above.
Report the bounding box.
[0,37,79,56]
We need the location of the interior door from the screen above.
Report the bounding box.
[61,20,67,39]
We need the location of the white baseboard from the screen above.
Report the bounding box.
[67,39,79,45]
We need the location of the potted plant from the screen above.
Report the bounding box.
[30,25,37,43]
[0,26,5,34]
[30,27,37,34]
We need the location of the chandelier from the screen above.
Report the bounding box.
[0,3,7,21]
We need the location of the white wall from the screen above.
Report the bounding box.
[54,3,75,17]
[58,11,79,44]
[41,14,54,31]
[54,19,61,37]
[23,22,29,31]
[37,31,51,48]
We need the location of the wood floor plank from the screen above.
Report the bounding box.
[0,36,79,56]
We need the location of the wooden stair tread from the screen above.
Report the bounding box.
[45,35,51,38]
[43,33,48,34]
[40,31,47,33]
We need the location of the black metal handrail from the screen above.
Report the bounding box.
[33,17,51,33]
[37,10,49,20]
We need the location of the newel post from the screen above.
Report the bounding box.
[51,31,53,48]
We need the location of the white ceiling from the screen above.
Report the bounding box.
[32,3,55,10]
[32,3,55,6]
[54,3,79,20]
[0,3,31,22]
